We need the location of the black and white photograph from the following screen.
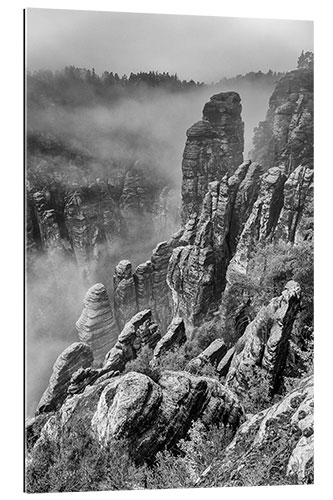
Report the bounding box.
[23,4,316,495]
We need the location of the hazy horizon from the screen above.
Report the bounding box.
[26,9,313,82]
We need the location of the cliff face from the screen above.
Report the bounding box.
[181,92,244,224]
[167,161,261,329]
[251,68,313,172]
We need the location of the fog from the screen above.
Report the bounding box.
[26,9,313,82]
[26,76,280,416]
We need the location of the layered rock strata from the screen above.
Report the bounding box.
[181,91,244,224]
[226,281,301,395]
[103,309,161,372]
[35,342,93,415]
[197,375,314,486]
[76,283,119,364]
[153,317,186,360]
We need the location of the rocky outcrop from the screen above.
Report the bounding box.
[35,342,93,415]
[274,165,314,243]
[116,233,186,335]
[76,283,119,364]
[217,346,236,376]
[67,365,119,396]
[113,260,138,330]
[32,191,68,267]
[226,281,301,396]
[251,68,313,172]
[227,166,287,278]
[33,370,244,464]
[181,92,244,224]
[168,161,261,329]
[133,261,153,311]
[91,370,245,461]
[227,163,313,282]
[153,317,186,359]
[188,339,227,372]
[197,375,313,486]
[103,309,161,372]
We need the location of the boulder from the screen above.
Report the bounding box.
[103,309,160,372]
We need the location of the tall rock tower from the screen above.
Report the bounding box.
[181,91,244,224]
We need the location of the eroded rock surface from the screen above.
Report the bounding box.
[168,160,261,329]
[251,68,313,172]
[181,92,244,224]
[153,317,186,360]
[188,339,227,372]
[76,283,119,364]
[113,260,138,330]
[103,309,160,372]
[91,370,245,460]
[35,342,93,415]
[226,281,301,395]
[274,165,314,243]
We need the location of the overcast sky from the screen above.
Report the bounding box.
[26,8,313,82]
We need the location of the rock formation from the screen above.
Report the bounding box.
[188,338,227,372]
[103,309,161,372]
[114,233,186,335]
[274,165,314,243]
[91,370,245,461]
[153,317,186,360]
[167,160,261,329]
[197,375,313,486]
[113,260,138,330]
[32,370,244,465]
[181,91,244,224]
[226,281,301,395]
[226,165,287,278]
[35,342,93,415]
[76,283,119,364]
[64,181,124,283]
[251,68,313,172]
[32,191,68,268]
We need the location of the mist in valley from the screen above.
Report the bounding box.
[25,72,281,416]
